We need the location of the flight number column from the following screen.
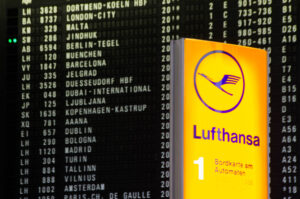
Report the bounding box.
[37,5,59,199]
[161,0,180,198]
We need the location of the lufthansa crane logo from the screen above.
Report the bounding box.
[194,50,245,113]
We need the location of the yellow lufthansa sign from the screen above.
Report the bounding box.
[171,39,268,199]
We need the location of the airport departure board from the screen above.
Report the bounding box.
[1,0,299,199]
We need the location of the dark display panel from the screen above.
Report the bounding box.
[2,0,299,199]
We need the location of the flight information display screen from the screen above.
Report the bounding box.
[2,0,299,198]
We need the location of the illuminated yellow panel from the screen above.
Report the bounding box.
[172,39,268,199]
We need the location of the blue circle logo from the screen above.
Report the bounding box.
[194,51,245,113]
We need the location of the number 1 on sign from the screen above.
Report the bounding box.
[194,157,204,180]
